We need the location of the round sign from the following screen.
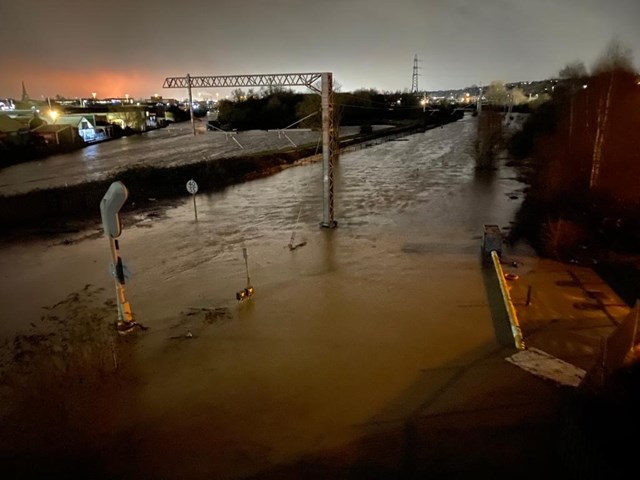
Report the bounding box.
[186,179,198,195]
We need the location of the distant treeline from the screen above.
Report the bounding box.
[214,89,463,131]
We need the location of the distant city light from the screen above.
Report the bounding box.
[0,100,15,111]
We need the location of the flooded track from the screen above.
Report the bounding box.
[0,115,527,478]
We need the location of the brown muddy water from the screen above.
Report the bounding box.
[0,116,526,478]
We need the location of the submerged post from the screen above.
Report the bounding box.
[320,72,337,228]
[187,73,196,137]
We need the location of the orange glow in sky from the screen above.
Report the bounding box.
[3,61,163,99]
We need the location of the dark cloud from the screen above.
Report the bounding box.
[1,0,638,98]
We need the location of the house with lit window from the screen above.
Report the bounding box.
[53,115,96,142]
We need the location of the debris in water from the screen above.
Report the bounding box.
[288,241,307,251]
[506,348,585,387]
[178,307,231,325]
[288,205,306,250]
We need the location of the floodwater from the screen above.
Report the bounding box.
[0,120,378,195]
[0,116,526,478]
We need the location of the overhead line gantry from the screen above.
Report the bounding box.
[163,72,338,228]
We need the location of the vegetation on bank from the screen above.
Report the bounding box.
[214,88,462,131]
[506,40,640,261]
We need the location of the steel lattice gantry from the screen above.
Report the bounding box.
[163,72,338,228]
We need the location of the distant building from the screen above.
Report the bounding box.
[0,113,30,145]
[54,115,96,142]
[106,107,148,131]
[32,124,80,145]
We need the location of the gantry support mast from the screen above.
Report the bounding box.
[163,72,338,227]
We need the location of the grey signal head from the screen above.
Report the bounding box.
[100,181,129,238]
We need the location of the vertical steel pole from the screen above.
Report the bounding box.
[321,72,337,228]
[187,73,196,136]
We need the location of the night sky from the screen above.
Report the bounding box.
[1,0,638,100]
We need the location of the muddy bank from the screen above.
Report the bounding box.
[0,122,443,230]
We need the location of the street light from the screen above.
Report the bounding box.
[49,110,59,122]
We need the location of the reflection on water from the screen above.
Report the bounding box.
[0,115,527,478]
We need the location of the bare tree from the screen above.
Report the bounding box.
[559,60,587,147]
[590,39,636,189]
[484,81,509,106]
[591,39,634,75]
[559,60,588,79]
[231,88,246,102]
[474,81,507,170]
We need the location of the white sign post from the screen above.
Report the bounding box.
[186,179,198,222]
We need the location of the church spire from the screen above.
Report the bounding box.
[21,81,29,102]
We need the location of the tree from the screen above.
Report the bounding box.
[259,85,287,98]
[591,38,635,75]
[484,81,508,105]
[231,88,246,102]
[295,95,321,129]
[559,60,588,79]
[510,88,528,106]
[557,61,588,150]
[590,39,636,189]
[474,81,507,170]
